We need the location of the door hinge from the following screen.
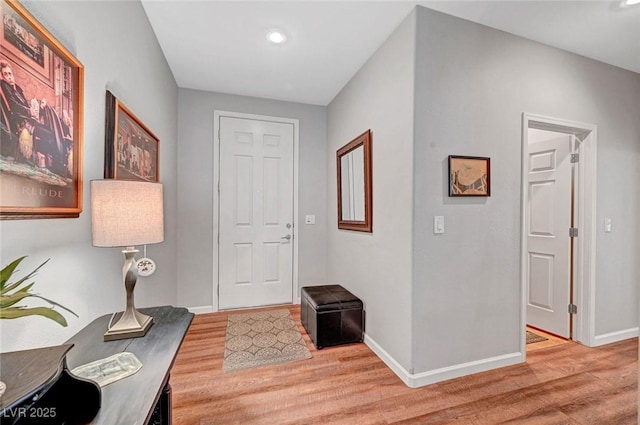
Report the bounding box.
[570,153,579,163]
[569,227,578,238]
[568,304,577,314]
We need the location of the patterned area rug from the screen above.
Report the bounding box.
[526,330,548,344]
[222,309,311,372]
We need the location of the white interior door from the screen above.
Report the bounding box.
[526,133,572,338]
[218,116,294,310]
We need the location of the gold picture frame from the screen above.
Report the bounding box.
[0,0,84,219]
[104,90,159,183]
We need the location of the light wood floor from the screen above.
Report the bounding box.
[170,305,638,425]
[526,326,570,352]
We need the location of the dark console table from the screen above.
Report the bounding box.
[65,305,193,425]
[0,305,193,425]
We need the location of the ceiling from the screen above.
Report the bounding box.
[141,1,640,106]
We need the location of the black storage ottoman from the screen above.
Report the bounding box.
[300,285,364,349]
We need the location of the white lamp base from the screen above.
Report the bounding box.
[104,309,153,341]
[104,247,154,341]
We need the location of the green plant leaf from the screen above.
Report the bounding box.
[0,282,35,297]
[0,257,75,326]
[0,291,33,308]
[0,258,49,295]
[33,295,78,318]
[0,256,26,290]
[0,306,68,327]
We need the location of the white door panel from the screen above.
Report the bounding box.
[526,134,572,338]
[218,116,294,310]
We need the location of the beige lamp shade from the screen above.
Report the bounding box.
[91,180,164,247]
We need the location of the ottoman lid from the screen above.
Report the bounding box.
[302,285,363,311]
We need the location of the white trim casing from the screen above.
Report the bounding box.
[213,110,300,312]
[520,113,598,355]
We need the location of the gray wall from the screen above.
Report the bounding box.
[326,11,416,370]
[3,1,637,386]
[176,89,327,310]
[412,6,640,373]
[0,1,178,352]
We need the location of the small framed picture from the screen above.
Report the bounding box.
[0,0,84,219]
[104,90,159,182]
[448,155,490,196]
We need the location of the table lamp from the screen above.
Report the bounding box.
[90,179,164,341]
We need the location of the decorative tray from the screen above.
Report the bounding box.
[71,352,142,387]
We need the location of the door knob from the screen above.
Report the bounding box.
[281,234,291,241]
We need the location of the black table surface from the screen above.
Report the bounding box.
[65,305,193,425]
[0,344,75,411]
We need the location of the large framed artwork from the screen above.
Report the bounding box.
[104,90,159,182]
[448,155,491,197]
[0,0,84,219]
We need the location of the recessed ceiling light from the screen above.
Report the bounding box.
[621,0,640,6]
[266,29,287,44]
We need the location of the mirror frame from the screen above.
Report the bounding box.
[337,129,372,232]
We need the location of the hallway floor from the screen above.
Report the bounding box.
[171,305,637,424]
[526,326,571,352]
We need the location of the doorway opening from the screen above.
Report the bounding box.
[525,326,570,352]
[213,110,300,311]
[520,113,597,357]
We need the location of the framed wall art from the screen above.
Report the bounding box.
[0,0,84,219]
[104,90,159,182]
[448,155,491,197]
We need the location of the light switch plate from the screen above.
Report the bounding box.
[305,214,316,225]
[604,217,612,233]
[434,216,445,234]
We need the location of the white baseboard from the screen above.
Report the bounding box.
[364,334,524,388]
[592,327,639,347]
[363,334,414,387]
[186,305,215,315]
[409,351,523,388]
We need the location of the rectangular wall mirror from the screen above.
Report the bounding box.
[337,130,372,232]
